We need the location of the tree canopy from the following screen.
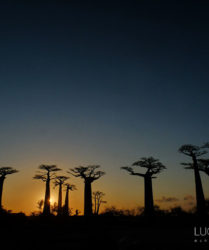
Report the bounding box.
[33,165,61,182]
[0,167,18,178]
[178,144,208,157]
[121,157,166,178]
[68,165,105,181]
[54,176,69,186]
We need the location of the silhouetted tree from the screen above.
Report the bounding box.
[169,206,187,216]
[68,165,105,216]
[63,183,76,216]
[51,202,58,215]
[54,176,69,216]
[33,165,61,215]
[121,157,166,216]
[93,191,106,215]
[0,167,18,210]
[37,199,44,211]
[101,206,125,216]
[179,144,207,216]
[75,209,80,216]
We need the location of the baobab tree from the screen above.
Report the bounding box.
[54,176,69,216]
[121,157,166,216]
[68,165,105,216]
[63,183,76,216]
[179,144,208,216]
[33,165,61,215]
[0,167,18,210]
[93,191,106,215]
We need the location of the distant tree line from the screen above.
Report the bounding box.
[0,143,208,217]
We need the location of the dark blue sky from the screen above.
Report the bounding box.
[0,1,209,212]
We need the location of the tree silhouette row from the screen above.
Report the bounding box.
[0,143,209,217]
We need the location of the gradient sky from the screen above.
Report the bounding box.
[0,1,209,214]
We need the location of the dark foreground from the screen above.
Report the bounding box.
[0,213,209,250]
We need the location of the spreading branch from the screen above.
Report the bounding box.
[54,176,69,187]
[179,144,209,172]
[33,164,61,182]
[178,144,208,157]
[121,157,166,178]
[0,167,19,178]
[65,183,77,191]
[121,166,145,177]
[68,165,105,182]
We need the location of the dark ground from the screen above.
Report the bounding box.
[0,214,209,250]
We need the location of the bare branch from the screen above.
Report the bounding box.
[121,166,145,177]
[121,166,134,174]
[93,170,105,180]
[180,162,193,169]
[33,174,47,182]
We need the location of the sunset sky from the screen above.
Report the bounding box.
[0,1,209,215]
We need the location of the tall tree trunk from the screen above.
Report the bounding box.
[43,172,50,215]
[58,183,62,215]
[84,180,92,216]
[94,195,97,214]
[144,175,154,216]
[0,176,5,210]
[96,201,100,215]
[63,188,69,216]
[193,155,206,215]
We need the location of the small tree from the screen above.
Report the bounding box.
[63,183,76,216]
[0,167,18,210]
[93,191,106,215]
[68,165,105,216]
[179,144,207,216]
[37,199,44,211]
[121,157,166,216]
[51,202,58,215]
[33,165,61,215]
[54,176,69,216]
[75,209,80,216]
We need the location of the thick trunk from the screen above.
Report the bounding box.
[58,183,62,215]
[0,176,5,210]
[63,188,69,216]
[144,175,154,216]
[84,180,92,216]
[43,173,50,215]
[193,156,206,215]
[94,195,97,214]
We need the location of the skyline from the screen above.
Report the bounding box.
[0,1,209,214]
[2,142,209,215]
